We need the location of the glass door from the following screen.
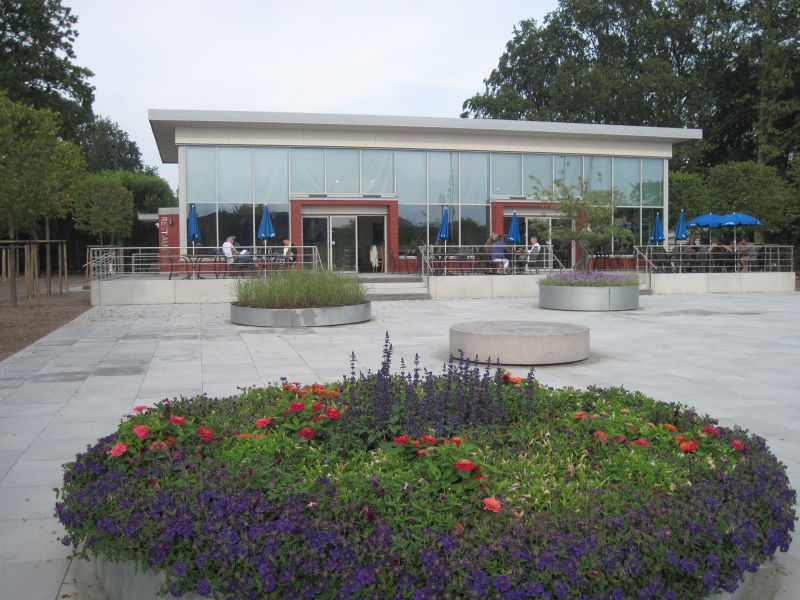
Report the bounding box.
[331,216,357,271]
[302,217,329,268]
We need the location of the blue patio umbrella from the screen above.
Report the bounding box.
[687,213,724,244]
[257,204,276,251]
[719,212,762,244]
[507,210,522,244]
[674,209,688,241]
[438,207,450,274]
[187,203,201,254]
[650,212,665,244]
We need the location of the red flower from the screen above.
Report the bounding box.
[169,416,185,426]
[421,435,437,444]
[455,459,475,471]
[393,435,410,444]
[679,439,699,453]
[282,384,298,392]
[325,407,340,420]
[592,430,608,444]
[290,401,306,412]
[574,411,587,419]
[312,403,323,412]
[674,435,686,442]
[149,441,168,451]
[165,435,176,447]
[412,439,421,447]
[417,449,427,457]
[311,414,323,423]
[132,425,150,440]
[702,426,720,438]
[299,427,315,441]
[255,418,273,427]
[447,437,462,446]
[328,390,340,398]
[196,427,213,443]
[133,406,148,413]
[614,435,627,442]
[627,439,649,447]
[482,497,502,512]
[108,443,127,457]
[662,423,677,431]
[731,439,745,451]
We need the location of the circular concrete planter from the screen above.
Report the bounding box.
[230,301,371,327]
[539,284,639,311]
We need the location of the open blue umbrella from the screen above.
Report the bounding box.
[257,204,276,251]
[687,213,724,228]
[674,209,688,241]
[719,212,762,244]
[650,212,665,244]
[507,210,522,244]
[187,203,201,254]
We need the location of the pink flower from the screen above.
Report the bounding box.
[455,459,475,471]
[393,435,410,444]
[627,439,649,447]
[574,411,587,419]
[325,407,340,420]
[149,441,168,451]
[299,427,315,441]
[108,443,127,457]
[482,497,502,512]
[169,416,185,426]
[614,435,627,442]
[289,401,306,412]
[417,449,427,457]
[311,414,323,423]
[421,435,437,444]
[592,430,608,444]
[731,439,745,451]
[133,406,148,413]
[702,426,719,438]
[132,425,150,440]
[196,427,213,443]
[255,418,273,427]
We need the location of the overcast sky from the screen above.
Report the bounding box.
[64,0,559,190]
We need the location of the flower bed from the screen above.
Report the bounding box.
[56,344,795,599]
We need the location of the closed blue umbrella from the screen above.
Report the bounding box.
[257,204,276,251]
[507,210,522,244]
[674,209,688,241]
[650,212,665,244]
[438,207,450,274]
[187,203,201,254]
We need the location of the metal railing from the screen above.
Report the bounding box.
[86,246,324,281]
[417,244,562,276]
[635,244,794,274]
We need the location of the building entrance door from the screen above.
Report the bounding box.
[302,215,385,272]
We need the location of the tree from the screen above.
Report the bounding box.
[0,0,95,141]
[72,172,134,244]
[77,116,144,173]
[108,170,176,212]
[668,171,711,225]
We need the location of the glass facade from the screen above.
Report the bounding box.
[184,145,667,251]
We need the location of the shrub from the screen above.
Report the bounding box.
[234,269,365,309]
[540,270,640,286]
[56,341,794,599]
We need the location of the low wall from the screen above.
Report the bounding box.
[427,274,542,299]
[650,272,795,295]
[91,278,238,306]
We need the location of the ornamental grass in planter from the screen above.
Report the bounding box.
[539,271,639,287]
[56,341,795,599]
[234,269,365,309]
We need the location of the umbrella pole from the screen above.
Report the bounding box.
[444,241,447,275]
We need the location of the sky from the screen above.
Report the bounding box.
[64,0,560,190]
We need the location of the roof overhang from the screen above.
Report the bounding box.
[149,109,703,164]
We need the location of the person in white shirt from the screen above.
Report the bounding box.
[221,236,237,265]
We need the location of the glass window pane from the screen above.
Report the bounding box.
[254,148,288,204]
[396,151,426,204]
[194,203,217,248]
[361,150,393,194]
[218,147,252,203]
[524,154,553,197]
[218,204,254,248]
[585,156,612,193]
[491,153,521,196]
[642,158,664,207]
[186,147,216,204]
[290,148,324,193]
[460,204,489,245]
[614,157,641,206]
[555,155,581,191]
[326,149,359,193]
[460,153,489,204]
[614,207,639,253]
[398,204,428,253]
[428,152,459,205]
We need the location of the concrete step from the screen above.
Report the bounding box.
[365,292,431,301]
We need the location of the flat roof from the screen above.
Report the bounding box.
[149,109,703,163]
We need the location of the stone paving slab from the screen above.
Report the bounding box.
[0,292,798,599]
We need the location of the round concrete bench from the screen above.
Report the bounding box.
[450,320,590,365]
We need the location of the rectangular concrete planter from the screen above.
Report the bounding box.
[230,301,371,327]
[539,284,639,311]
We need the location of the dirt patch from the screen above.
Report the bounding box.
[0,276,91,362]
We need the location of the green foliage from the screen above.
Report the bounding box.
[0,0,95,141]
[235,270,366,309]
[105,170,176,212]
[0,93,87,237]
[72,172,134,244]
[76,116,144,173]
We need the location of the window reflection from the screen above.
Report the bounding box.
[398,204,427,254]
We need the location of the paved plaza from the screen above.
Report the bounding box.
[1,292,798,599]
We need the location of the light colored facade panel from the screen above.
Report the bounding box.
[175,126,232,145]
[300,129,378,147]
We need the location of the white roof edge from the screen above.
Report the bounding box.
[148,109,703,140]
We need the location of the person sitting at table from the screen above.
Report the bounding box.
[737,236,755,270]
[280,238,297,266]
[492,234,511,274]
[711,238,734,271]
[525,236,541,270]
[221,236,254,268]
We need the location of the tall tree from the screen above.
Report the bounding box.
[72,172,134,244]
[77,116,145,173]
[0,0,95,141]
